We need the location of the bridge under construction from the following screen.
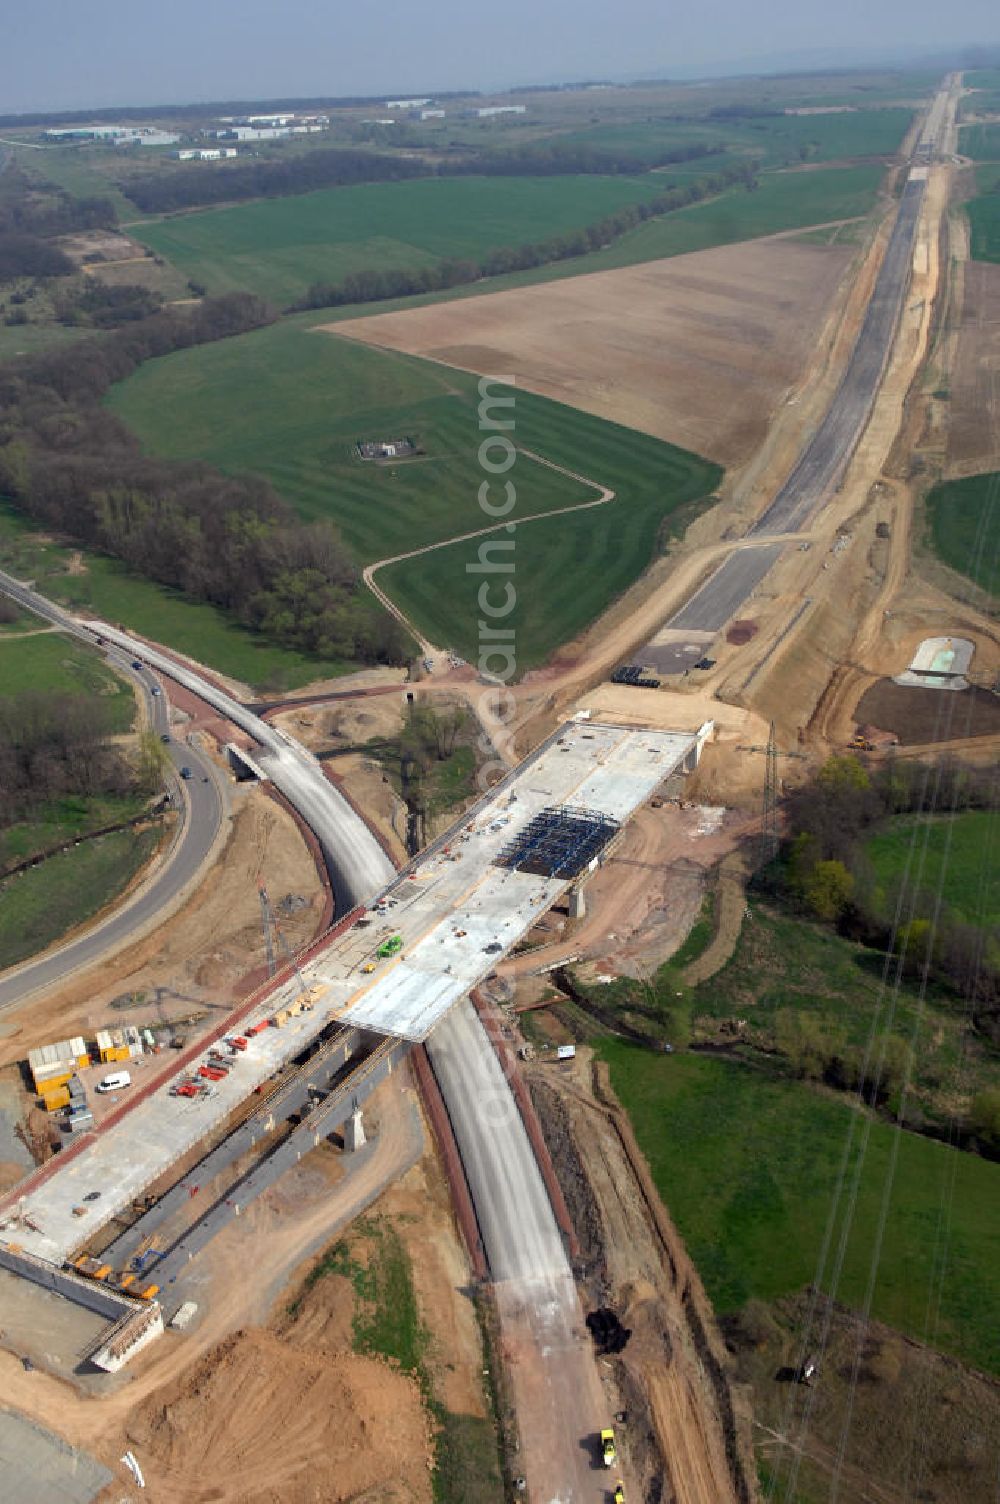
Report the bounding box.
[0,718,710,1361]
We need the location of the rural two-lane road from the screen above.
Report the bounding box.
[0,569,227,1010]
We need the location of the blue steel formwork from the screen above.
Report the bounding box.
[494,805,620,880]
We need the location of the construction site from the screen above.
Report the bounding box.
[1,67,998,1504]
[0,720,709,1380]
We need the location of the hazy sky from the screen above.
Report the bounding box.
[5,0,1000,112]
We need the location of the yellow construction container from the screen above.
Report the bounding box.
[271,1009,289,1028]
[137,1283,160,1301]
[28,1037,89,1091]
[109,1045,131,1062]
[36,1068,72,1092]
[41,1085,70,1111]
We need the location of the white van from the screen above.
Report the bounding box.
[96,1071,132,1093]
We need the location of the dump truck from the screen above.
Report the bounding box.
[377,934,403,958]
[601,1429,616,1468]
[614,1485,626,1504]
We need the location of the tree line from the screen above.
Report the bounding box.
[0,189,117,238]
[0,691,135,827]
[295,161,755,311]
[438,140,724,177]
[124,147,427,213]
[780,754,1000,1031]
[0,233,74,280]
[0,293,410,668]
[0,181,119,284]
[122,137,740,215]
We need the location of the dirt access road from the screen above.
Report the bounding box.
[529,1049,753,1504]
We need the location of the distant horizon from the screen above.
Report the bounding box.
[0,52,990,124]
[3,1,999,120]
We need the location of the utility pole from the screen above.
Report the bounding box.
[736,722,806,866]
[258,884,277,979]
[763,722,779,866]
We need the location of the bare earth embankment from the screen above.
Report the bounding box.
[333,239,854,467]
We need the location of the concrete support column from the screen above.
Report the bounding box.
[567,886,586,920]
[344,1108,367,1153]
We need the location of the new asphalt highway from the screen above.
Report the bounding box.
[629,83,950,673]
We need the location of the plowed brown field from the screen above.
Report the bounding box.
[332,239,854,466]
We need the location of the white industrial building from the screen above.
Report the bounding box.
[386,97,432,109]
[475,105,527,118]
[175,147,238,161]
[43,124,179,146]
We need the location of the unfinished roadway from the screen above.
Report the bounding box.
[630,80,953,677]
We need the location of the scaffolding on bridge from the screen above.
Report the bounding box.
[494,806,619,880]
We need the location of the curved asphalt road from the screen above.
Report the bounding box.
[0,570,227,1010]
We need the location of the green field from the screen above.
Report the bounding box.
[302,164,886,327]
[134,162,885,317]
[967,165,1000,263]
[378,430,713,672]
[109,329,602,560]
[4,142,140,221]
[0,793,149,871]
[963,66,1000,118]
[562,107,913,169]
[924,469,1000,601]
[0,632,137,731]
[600,1047,1000,1374]
[683,898,997,1121]
[958,123,1000,161]
[108,325,720,668]
[0,319,89,364]
[864,811,1000,929]
[132,174,671,306]
[0,825,161,970]
[0,501,351,691]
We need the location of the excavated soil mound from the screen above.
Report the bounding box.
[854,681,1000,744]
[127,1328,433,1503]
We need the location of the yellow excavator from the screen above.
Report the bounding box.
[614,1486,626,1504]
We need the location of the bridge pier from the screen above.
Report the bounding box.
[344,1107,367,1153]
